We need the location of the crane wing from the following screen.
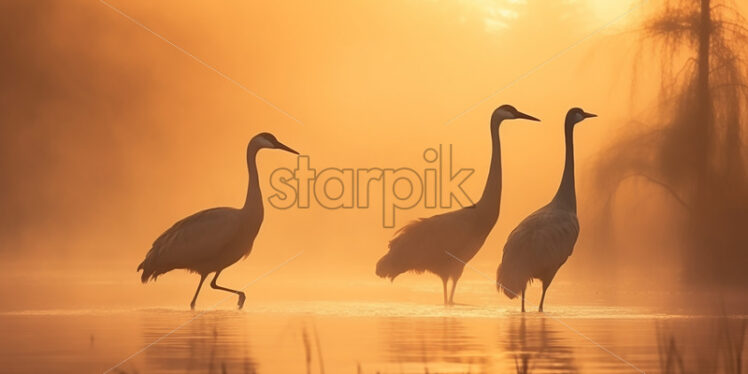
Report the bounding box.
[378,207,484,278]
[501,206,579,282]
[394,208,480,252]
[138,207,243,281]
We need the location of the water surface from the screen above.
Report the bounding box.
[3,302,743,373]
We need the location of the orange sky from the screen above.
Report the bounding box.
[5,0,713,309]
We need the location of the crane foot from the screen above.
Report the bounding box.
[237,292,246,309]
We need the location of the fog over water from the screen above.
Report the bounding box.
[0,1,746,373]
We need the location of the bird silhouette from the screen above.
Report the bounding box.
[496,108,596,312]
[137,132,298,310]
[376,105,540,305]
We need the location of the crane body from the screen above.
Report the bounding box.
[497,108,596,312]
[377,105,540,305]
[137,133,298,309]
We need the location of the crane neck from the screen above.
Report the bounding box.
[243,145,264,214]
[551,120,577,212]
[475,118,502,223]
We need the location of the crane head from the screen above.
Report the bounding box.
[566,107,597,126]
[253,132,299,154]
[493,104,540,123]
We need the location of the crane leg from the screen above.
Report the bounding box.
[539,283,549,312]
[521,289,525,313]
[442,277,449,306]
[448,278,459,305]
[190,274,207,310]
[210,270,247,309]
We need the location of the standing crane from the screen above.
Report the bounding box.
[376,105,540,305]
[496,108,596,312]
[137,132,298,310]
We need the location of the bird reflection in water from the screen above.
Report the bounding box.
[506,316,578,374]
[139,312,258,373]
[380,317,489,373]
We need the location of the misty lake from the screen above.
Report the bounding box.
[2,301,745,373]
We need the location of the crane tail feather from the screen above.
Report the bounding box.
[496,263,530,300]
[138,266,152,283]
[376,253,405,281]
[137,257,159,283]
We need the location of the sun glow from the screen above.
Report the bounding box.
[586,0,637,21]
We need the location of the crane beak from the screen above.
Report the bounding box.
[516,111,540,122]
[582,111,597,118]
[275,141,299,155]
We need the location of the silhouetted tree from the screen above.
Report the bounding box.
[594,0,748,285]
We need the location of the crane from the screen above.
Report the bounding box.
[137,132,298,310]
[376,105,540,305]
[496,108,596,312]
